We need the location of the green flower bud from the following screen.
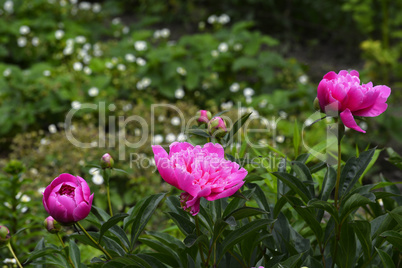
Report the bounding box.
[313,97,321,111]
[101,153,114,169]
[44,216,62,234]
[0,226,11,246]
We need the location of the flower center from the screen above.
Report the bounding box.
[58,184,75,198]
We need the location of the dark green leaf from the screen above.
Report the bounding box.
[223,112,252,143]
[68,240,81,268]
[291,161,315,196]
[273,172,312,203]
[375,247,395,268]
[308,200,339,224]
[24,247,61,264]
[130,193,166,249]
[336,223,356,268]
[380,230,402,250]
[166,212,195,236]
[350,221,372,260]
[99,213,128,243]
[223,207,269,221]
[340,194,374,223]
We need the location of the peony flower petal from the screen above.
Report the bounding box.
[205,180,245,201]
[340,109,365,133]
[153,145,179,188]
[73,201,92,222]
[168,142,194,157]
[77,176,91,200]
[175,168,199,196]
[202,143,225,158]
[58,195,76,220]
[350,70,359,77]
[317,80,329,110]
[323,71,337,80]
[48,196,68,223]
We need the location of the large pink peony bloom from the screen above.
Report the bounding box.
[317,70,391,133]
[43,173,94,224]
[152,142,247,215]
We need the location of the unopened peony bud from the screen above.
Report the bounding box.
[44,216,62,234]
[0,226,11,246]
[208,117,227,135]
[196,110,212,124]
[313,97,321,111]
[101,153,114,169]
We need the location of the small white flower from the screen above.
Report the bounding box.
[3,1,13,13]
[30,168,38,175]
[88,87,99,97]
[123,104,132,111]
[230,82,240,92]
[176,67,187,76]
[19,26,30,35]
[154,134,164,144]
[125,53,136,62]
[43,70,51,76]
[83,66,92,75]
[3,68,11,77]
[171,116,181,126]
[37,187,46,194]
[136,77,151,90]
[71,101,81,109]
[89,167,100,175]
[211,50,219,57]
[66,38,74,46]
[134,40,147,51]
[70,0,78,4]
[175,88,185,99]
[105,62,114,69]
[92,3,101,13]
[122,26,129,34]
[63,46,73,55]
[21,195,31,203]
[166,133,176,143]
[79,1,91,10]
[112,17,121,25]
[276,135,285,143]
[359,121,368,131]
[75,35,86,44]
[218,42,228,52]
[4,258,17,264]
[207,14,217,24]
[17,37,27,47]
[21,207,28,213]
[83,43,91,51]
[73,62,83,71]
[246,96,252,104]
[243,87,255,97]
[279,111,288,119]
[31,37,39,46]
[298,74,308,85]
[259,99,268,108]
[177,133,187,142]
[92,174,104,185]
[160,28,170,38]
[153,30,161,39]
[221,101,233,110]
[48,124,57,133]
[218,14,230,24]
[134,129,141,136]
[233,43,243,51]
[40,138,50,145]
[117,64,126,71]
[4,202,11,209]
[60,0,67,7]
[136,57,146,66]
[158,115,165,122]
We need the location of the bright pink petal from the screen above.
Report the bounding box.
[169,142,194,157]
[205,181,245,201]
[354,102,388,117]
[323,71,337,80]
[345,86,364,111]
[77,176,91,200]
[175,168,199,196]
[202,143,225,158]
[57,195,76,220]
[350,70,359,77]
[317,80,329,110]
[340,109,365,133]
[73,201,92,222]
[153,146,178,188]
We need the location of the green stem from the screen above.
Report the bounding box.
[56,233,76,268]
[334,124,342,209]
[6,242,23,268]
[103,169,113,217]
[195,215,207,267]
[76,222,112,260]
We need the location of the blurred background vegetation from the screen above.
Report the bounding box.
[0,0,402,262]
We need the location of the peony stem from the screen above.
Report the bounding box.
[195,215,207,267]
[76,222,112,260]
[103,169,113,217]
[56,233,76,268]
[6,242,23,268]
[334,126,342,209]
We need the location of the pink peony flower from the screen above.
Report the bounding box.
[43,173,94,224]
[317,70,391,133]
[152,142,247,215]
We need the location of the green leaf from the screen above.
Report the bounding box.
[340,193,375,223]
[223,207,269,221]
[24,247,61,264]
[308,200,339,224]
[375,247,396,268]
[380,230,402,250]
[68,240,81,268]
[337,223,356,268]
[273,172,312,203]
[389,211,402,227]
[218,219,273,262]
[130,193,166,249]
[138,238,180,267]
[223,112,252,144]
[291,161,315,196]
[248,183,271,216]
[319,166,336,201]
[350,221,372,260]
[166,212,195,236]
[339,148,376,198]
[271,253,304,268]
[99,213,128,243]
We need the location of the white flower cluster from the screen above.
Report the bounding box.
[89,168,104,185]
[136,77,151,90]
[134,41,147,51]
[207,14,230,25]
[153,28,170,39]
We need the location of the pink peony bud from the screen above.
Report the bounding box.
[42,173,94,224]
[317,70,390,133]
[196,110,212,124]
[153,142,247,215]
[100,153,114,169]
[208,117,227,136]
[44,216,62,234]
[0,226,10,246]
